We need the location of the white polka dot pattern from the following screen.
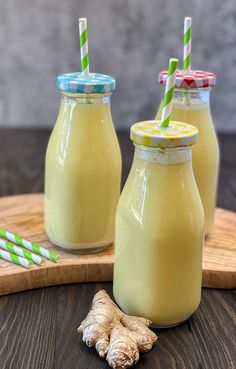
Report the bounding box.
[131,120,198,149]
[56,72,116,93]
[159,69,216,89]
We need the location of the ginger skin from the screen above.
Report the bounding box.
[77,290,157,369]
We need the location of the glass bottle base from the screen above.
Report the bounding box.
[149,305,199,328]
[47,235,113,254]
[113,290,198,330]
[150,317,189,329]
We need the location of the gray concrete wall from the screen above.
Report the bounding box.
[0,0,235,131]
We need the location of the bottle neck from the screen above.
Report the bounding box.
[173,88,211,108]
[60,91,111,105]
[134,144,192,165]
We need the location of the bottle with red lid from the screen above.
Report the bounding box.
[156,69,219,234]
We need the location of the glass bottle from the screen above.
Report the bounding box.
[156,71,219,234]
[113,120,204,328]
[45,73,122,253]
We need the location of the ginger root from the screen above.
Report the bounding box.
[77,290,157,369]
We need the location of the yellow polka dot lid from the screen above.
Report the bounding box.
[131,120,198,149]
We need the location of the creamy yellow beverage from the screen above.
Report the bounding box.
[171,102,219,234]
[156,80,219,234]
[45,73,121,252]
[113,121,204,327]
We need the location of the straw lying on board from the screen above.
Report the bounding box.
[0,248,33,269]
[0,229,59,263]
[0,238,45,265]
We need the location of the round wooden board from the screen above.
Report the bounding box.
[0,194,235,295]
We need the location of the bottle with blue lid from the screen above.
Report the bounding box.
[45,19,121,253]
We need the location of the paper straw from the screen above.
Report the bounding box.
[0,229,60,262]
[160,58,178,128]
[183,17,192,72]
[79,18,89,76]
[0,238,45,265]
[0,249,32,269]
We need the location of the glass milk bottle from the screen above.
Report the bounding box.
[113,120,204,328]
[156,70,219,234]
[45,73,122,253]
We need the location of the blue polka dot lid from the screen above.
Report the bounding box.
[56,72,116,94]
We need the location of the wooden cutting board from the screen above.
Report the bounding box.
[0,194,235,296]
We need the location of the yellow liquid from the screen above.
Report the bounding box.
[156,101,219,234]
[113,148,204,327]
[45,95,122,251]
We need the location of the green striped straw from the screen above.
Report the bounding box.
[0,229,59,262]
[183,17,192,72]
[0,249,33,269]
[0,238,45,265]
[79,18,89,76]
[160,58,178,128]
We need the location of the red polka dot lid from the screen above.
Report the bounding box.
[159,69,216,89]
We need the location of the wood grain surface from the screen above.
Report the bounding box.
[203,208,236,288]
[0,283,235,369]
[0,194,235,295]
[0,130,235,369]
[0,194,113,296]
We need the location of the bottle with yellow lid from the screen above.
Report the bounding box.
[156,70,219,235]
[113,120,204,328]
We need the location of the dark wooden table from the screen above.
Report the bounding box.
[0,129,235,369]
